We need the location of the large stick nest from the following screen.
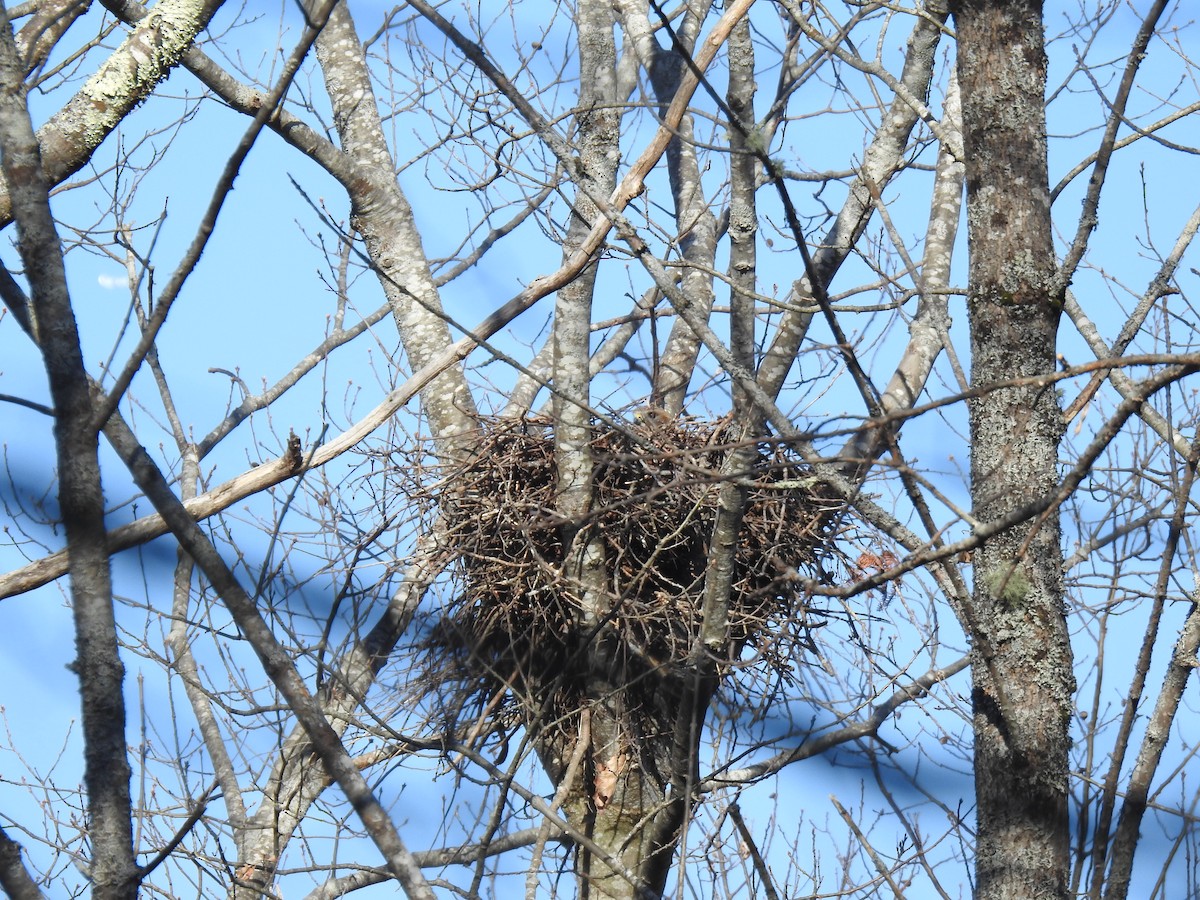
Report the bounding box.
[431,415,846,719]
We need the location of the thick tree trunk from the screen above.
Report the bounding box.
[950,2,1073,899]
[543,3,666,897]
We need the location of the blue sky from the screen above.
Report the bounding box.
[2,1,1199,896]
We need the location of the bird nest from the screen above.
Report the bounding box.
[429,415,846,724]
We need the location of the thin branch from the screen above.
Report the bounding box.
[304,829,568,900]
[708,655,970,786]
[727,803,781,900]
[91,0,340,430]
[1063,197,1200,438]
[0,9,137,895]
[756,0,951,401]
[831,795,906,899]
[100,401,438,899]
[136,780,214,879]
[0,241,595,600]
[0,0,227,226]
[1050,101,1200,201]
[1102,434,1200,900]
[1051,0,1171,297]
[0,391,52,416]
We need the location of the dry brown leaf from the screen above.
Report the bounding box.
[593,751,627,811]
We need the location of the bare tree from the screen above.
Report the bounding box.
[1,1,1199,899]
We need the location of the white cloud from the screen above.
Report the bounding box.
[97,273,126,290]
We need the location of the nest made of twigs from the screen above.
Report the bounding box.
[428,415,845,718]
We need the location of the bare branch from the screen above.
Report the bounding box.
[0,0,226,226]
[709,655,970,786]
[0,824,48,900]
[0,9,137,895]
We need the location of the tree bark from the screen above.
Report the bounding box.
[0,825,48,900]
[950,2,1073,898]
[756,0,950,402]
[616,0,718,416]
[313,0,478,458]
[543,3,653,897]
[0,12,139,899]
[0,0,226,226]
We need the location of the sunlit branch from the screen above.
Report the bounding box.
[0,239,605,600]
[1064,197,1200,447]
[0,0,227,226]
[756,0,951,402]
[1098,430,1200,899]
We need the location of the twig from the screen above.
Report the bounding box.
[727,803,780,900]
[831,795,906,898]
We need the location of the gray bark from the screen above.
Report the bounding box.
[616,0,718,415]
[0,0,226,226]
[215,7,483,883]
[97,411,437,900]
[313,0,477,458]
[0,12,138,899]
[951,1,1073,897]
[1104,595,1200,899]
[15,0,91,76]
[544,4,662,897]
[0,824,48,900]
[1098,432,1200,899]
[757,0,950,402]
[840,70,964,470]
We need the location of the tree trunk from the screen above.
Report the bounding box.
[541,3,677,896]
[0,16,138,899]
[951,2,1073,898]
